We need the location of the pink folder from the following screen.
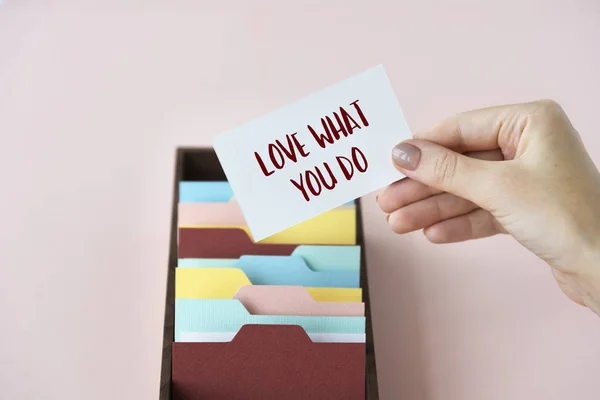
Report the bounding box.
[178,201,355,226]
[233,285,364,316]
[178,201,246,226]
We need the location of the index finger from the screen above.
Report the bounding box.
[415,101,543,154]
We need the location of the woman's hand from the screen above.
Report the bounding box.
[377,100,600,315]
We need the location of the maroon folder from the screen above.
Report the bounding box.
[172,324,365,400]
[178,228,298,258]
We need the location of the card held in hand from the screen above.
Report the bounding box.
[212,65,412,241]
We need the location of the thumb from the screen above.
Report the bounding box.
[392,139,502,204]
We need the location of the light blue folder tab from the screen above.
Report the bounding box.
[292,245,360,271]
[179,181,355,205]
[178,245,360,271]
[175,299,366,341]
[177,255,359,288]
[179,181,233,203]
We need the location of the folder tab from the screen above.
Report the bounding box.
[178,256,358,288]
[179,181,233,203]
[172,325,365,400]
[179,330,366,343]
[174,299,365,341]
[178,245,360,272]
[291,245,360,271]
[233,285,364,316]
[178,228,297,258]
[179,181,355,205]
[181,207,356,245]
[175,268,362,302]
[179,201,355,227]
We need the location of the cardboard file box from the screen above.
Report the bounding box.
[159,148,379,399]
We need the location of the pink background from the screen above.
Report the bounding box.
[1,1,600,399]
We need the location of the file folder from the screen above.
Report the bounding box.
[178,245,360,271]
[178,245,360,272]
[174,299,365,341]
[180,208,356,245]
[179,228,297,258]
[178,201,355,227]
[172,324,365,400]
[233,285,364,316]
[178,330,366,343]
[179,181,355,205]
[177,256,358,288]
[178,227,294,258]
[180,181,234,203]
[175,268,362,302]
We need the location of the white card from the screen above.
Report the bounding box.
[212,65,412,241]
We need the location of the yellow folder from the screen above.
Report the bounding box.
[179,207,356,245]
[175,268,362,303]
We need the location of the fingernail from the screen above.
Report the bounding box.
[392,142,421,171]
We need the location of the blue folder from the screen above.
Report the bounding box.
[177,254,359,288]
[179,244,360,271]
[175,299,366,341]
[179,181,355,205]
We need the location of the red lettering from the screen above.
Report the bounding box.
[351,147,368,172]
[290,174,310,202]
[308,100,369,148]
[326,113,348,140]
[290,149,369,201]
[315,162,338,190]
[291,133,310,157]
[268,143,285,169]
[336,156,354,180]
[274,137,297,162]
[349,100,369,126]
[306,170,322,197]
[275,132,309,163]
[291,162,339,201]
[340,106,361,134]
[308,119,335,149]
[255,152,274,177]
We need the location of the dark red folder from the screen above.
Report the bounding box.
[178,228,298,258]
[172,324,365,400]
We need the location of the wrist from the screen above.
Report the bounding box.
[575,241,600,315]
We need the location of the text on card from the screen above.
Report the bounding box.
[253,100,371,202]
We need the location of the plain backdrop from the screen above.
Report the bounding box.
[1,1,600,399]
